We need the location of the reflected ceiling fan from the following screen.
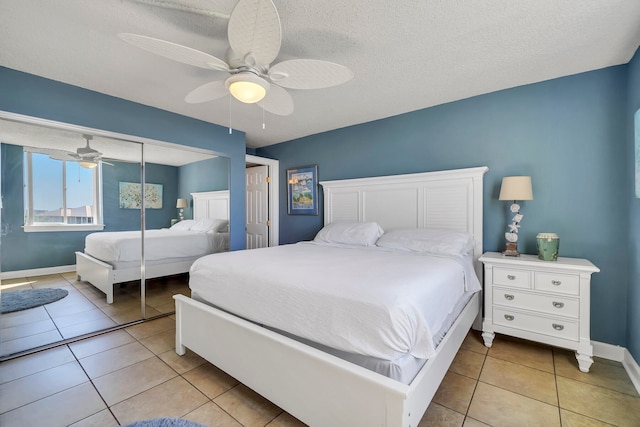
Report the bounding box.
[44,135,113,168]
[119,0,353,116]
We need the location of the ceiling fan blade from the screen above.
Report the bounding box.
[185,80,229,104]
[132,0,230,19]
[260,85,294,116]
[227,0,281,66]
[40,148,75,161]
[119,33,229,72]
[269,59,354,90]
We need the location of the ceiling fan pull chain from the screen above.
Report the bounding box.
[228,94,233,135]
[262,103,266,130]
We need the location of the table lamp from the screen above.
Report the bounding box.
[499,176,533,256]
[176,198,188,221]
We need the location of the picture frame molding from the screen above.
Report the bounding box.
[287,165,319,215]
[119,181,163,209]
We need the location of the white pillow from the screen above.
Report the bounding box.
[190,218,229,233]
[170,219,196,231]
[376,228,474,255]
[314,221,384,247]
[210,219,229,233]
[212,219,229,233]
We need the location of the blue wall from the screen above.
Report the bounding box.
[627,49,640,361]
[178,156,230,220]
[0,67,246,251]
[258,66,631,348]
[103,161,179,231]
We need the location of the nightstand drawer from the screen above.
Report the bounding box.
[492,288,579,318]
[535,272,579,295]
[493,268,530,289]
[493,307,579,341]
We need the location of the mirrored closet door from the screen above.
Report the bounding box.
[139,142,231,320]
[0,118,144,357]
[0,114,230,358]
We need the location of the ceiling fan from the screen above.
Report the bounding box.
[119,0,354,116]
[44,135,113,168]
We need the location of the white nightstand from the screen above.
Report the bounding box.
[479,252,600,372]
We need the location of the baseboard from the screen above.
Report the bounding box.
[592,340,640,395]
[0,265,76,280]
[592,340,626,362]
[623,348,640,395]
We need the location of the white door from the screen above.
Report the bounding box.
[246,165,269,249]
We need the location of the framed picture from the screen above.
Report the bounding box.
[287,165,318,215]
[119,182,163,209]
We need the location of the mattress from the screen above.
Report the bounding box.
[85,229,228,264]
[189,242,481,361]
[191,288,475,384]
[105,255,201,271]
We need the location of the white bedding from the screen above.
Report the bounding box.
[85,229,228,264]
[189,242,481,361]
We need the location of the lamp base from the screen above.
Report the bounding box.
[503,242,520,257]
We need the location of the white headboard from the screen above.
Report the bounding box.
[191,190,230,221]
[320,167,489,276]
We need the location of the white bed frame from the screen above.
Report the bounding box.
[76,190,229,304]
[174,167,488,426]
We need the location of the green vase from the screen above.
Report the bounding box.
[536,233,559,261]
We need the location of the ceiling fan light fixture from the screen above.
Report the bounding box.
[79,161,98,169]
[226,74,269,104]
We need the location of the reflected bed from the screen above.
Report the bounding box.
[76,190,229,303]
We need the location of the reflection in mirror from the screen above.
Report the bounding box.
[0,118,144,357]
[139,143,230,320]
[0,116,229,358]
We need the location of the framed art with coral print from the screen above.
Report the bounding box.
[119,182,163,209]
[287,165,318,215]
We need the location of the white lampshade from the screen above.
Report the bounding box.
[226,74,269,104]
[176,198,188,209]
[499,176,533,201]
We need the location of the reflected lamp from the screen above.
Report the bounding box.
[176,198,188,221]
[79,161,98,169]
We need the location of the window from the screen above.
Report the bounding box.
[23,150,104,232]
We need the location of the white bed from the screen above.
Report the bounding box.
[76,190,229,304]
[189,240,480,384]
[174,167,488,426]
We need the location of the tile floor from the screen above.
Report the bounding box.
[1,318,639,427]
[1,273,190,357]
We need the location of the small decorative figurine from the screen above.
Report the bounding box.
[503,206,524,256]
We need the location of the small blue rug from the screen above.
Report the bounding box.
[0,288,69,314]
[122,418,206,427]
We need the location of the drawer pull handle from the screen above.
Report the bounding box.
[552,280,562,286]
[552,323,564,331]
[504,314,515,321]
[507,275,516,280]
[552,301,564,308]
[504,294,515,300]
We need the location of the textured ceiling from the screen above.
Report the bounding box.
[1,0,639,148]
[0,118,216,166]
